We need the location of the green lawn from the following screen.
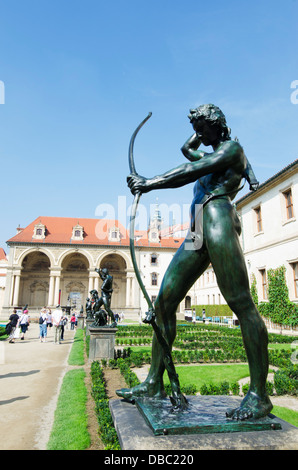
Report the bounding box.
[163,364,250,389]
[272,405,298,428]
[47,368,90,450]
[68,329,85,365]
[269,343,297,351]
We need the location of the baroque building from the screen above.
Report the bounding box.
[0,215,186,320]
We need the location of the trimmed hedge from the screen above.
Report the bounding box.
[191,304,233,317]
[114,323,298,396]
[274,365,298,396]
[90,361,120,450]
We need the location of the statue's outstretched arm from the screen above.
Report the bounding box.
[127,140,244,194]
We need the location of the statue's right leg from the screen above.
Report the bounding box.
[116,239,209,401]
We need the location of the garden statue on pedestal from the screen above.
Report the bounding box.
[90,268,117,328]
[90,290,107,326]
[85,297,93,319]
[116,104,273,421]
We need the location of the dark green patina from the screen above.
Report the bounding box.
[135,396,281,436]
[116,104,274,426]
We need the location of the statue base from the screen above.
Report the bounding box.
[109,396,298,450]
[88,326,117,361]
[77,315,85,329]
[135,396,281,436]
[85,318,94,335]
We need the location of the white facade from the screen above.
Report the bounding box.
[236,159,298,304]
[0,249,8,315]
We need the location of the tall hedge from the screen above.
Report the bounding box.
[191,304,233,317]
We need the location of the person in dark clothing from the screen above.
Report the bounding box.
[8,309,19,343]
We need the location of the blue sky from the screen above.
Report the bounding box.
[0,0,297,250]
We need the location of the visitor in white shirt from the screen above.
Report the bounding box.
[52,305,62,344]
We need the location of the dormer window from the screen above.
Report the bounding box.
[109,227,121,242]
[33,223,46,240]
[71,224,84,241]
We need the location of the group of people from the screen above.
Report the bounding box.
[39,305,77,343]
[6,307,30,343]
[6,305,78,344]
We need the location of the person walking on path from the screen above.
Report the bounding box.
[46,308,52,329]
[70,313,76,330]
[60,310,68,341]
[19,309,30,340]
[7,309,19,343]
[39,308,48,342]
[52,305,62,344]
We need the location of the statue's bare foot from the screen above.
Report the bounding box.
[116,380,166,403]
[226,390,273,420]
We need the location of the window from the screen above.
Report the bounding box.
[283,189,294,220]
[151,273,158,286]
[33,223,46,239]
[254,206,263,233]
[108,227,120,242]
[71,224,84,241]
[151,295,157,305]
[151,253,158,265]
[259,269,267,300]
[293,263,298,298]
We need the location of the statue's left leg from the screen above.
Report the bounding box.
[116,238,210,400]
[205,202,272,419]
[103,296,116,325]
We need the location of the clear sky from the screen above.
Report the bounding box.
[0,0,298,251]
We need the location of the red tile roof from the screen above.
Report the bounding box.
[7,216,185,249]
[0,248,7,261]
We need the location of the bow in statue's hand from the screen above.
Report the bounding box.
[127,173,149,195]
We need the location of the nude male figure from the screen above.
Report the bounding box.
[117,104,272,420]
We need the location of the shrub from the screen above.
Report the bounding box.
[91,361,120,450]
[274,365,298,396]
[230,382,240,395]
[192,304,233,317]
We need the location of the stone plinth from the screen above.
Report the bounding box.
[77,315,85,329]
[109,397,298,450]
[85,318,94,335]
[88,326,117,361]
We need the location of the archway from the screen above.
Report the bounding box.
[61,252,89,311]
[19,251,51,308]
[185,295,192,310]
